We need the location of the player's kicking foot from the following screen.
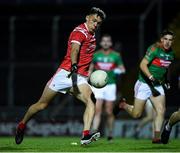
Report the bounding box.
[81,132,100,145]
[15,122,26,144]
[152,138,162,144]
[161,121,172,144]
[113,97,127,116]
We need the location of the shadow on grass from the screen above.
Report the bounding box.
[137,145,178,151]
[0,146,27,151]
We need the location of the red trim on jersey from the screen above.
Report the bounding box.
[152,58,172,68]
[95,62,117,71]
[152,58,161,67]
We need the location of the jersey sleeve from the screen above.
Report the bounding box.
[144,45,157,63]
[117,53,124,66]
[70,31,86,45]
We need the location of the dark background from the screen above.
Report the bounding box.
[0,0,179,121]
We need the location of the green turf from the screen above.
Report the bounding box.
[0,136,180,152]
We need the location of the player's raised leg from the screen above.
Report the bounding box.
[161,108,180,144]
[15,85,58,144]
[120,98,146,119]
[70,83,100,145]
[150,95,165,143]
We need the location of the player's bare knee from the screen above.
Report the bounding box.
[106,109,113,116]
[157,107,165,116]
[37,101,49,110]
[95,107,102,114]
[107,112,113,117]
[95,110,102,116]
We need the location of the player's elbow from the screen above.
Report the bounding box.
[140,58,148,71]
[139,61,145,71]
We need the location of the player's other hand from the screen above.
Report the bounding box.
[149,75,161,86]
[164,81,171,90]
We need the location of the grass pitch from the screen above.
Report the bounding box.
[0,136,180,152]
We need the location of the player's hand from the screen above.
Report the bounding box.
[149,75,160,86]
[71,63,78,72]
[67,63,78,78]
[164,81,171,90]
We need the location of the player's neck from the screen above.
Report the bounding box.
[102,49,111,54]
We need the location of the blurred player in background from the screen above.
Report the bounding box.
[161,73,180,144]
[89,34,126,141]
[161,108,180,144]
[15,7,106,145]
[134,99,155,139]
[113,30,175,143]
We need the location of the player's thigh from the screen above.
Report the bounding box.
[70,83,92,104]
[133,98,146,116]
[38,85,58,104]
[105,101,114,114]
[150,95,166,114]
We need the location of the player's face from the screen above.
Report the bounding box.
[86,14,102,33]
[100,36,112,50]
[160,34,174,50]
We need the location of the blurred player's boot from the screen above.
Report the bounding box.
[107,136,113,142]
[15,122,26,144]
[134,125,140,139]
[113,98,127,116]
[81,132,100,145]
[134,130,140,139]
[161,121,171,144]
[152,138,161,144]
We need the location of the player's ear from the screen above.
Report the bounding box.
[86,15,89,21]
[160,37,163,42]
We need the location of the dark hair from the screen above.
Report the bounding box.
[101,34,112,40]
[88,7,106,21]
[160,29,175,38]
